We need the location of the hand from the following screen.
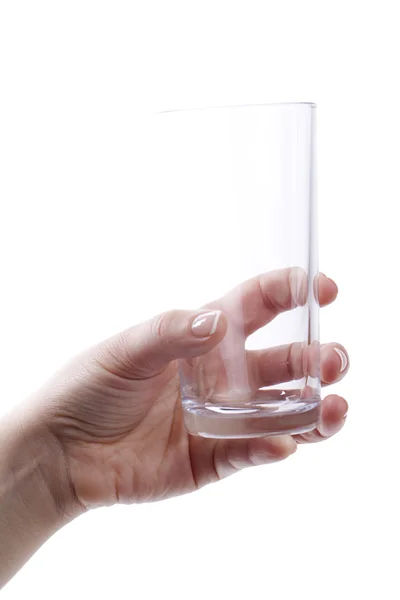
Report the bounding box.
[29,268,349,516]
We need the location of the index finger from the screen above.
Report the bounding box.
[206,268,338,337]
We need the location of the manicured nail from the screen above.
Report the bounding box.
[334,347,348,373]
[342,399,349,419]
[191,311,221,338]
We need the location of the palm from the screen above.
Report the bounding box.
[49,359,197,508]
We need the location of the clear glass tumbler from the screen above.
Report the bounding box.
[155,103,319,439]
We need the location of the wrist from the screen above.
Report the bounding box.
[1,404,85,524]
[0,404,85,587]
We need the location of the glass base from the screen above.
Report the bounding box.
[182,394,321,439]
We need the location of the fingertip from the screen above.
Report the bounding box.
[334,395,348,418]
[318,273,339,306]
[334,346,349,374]
[180,309,229,361]
[190,309,228,340]
[320,394,348,436]
[321,344,349,385]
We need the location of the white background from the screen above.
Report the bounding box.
[1,1,399,598]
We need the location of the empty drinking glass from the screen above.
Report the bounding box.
[155,103,319,438]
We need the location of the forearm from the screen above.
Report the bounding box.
[0,406,76,589]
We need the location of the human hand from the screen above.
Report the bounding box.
[30,268,348,516]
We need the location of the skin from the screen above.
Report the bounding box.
[0,269,349,588]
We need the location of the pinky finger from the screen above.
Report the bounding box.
[293,394,348,444]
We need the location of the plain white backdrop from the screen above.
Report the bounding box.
[1,1,399,598]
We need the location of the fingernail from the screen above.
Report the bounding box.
[191,311,221,338]
[334,347,348,373]
[342,397,349,420]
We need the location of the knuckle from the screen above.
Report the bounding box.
[149,310,183,362]
[151,309,183,341]
[95,333,135,379]
[151,310,174,340]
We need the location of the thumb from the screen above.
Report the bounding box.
[98,308,227,379]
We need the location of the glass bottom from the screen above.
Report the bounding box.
[182,392,321,439]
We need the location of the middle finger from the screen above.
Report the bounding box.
[249,342,349,389]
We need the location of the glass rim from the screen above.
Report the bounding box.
[158,102,316,115]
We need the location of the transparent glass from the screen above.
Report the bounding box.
[155,103,319,439]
